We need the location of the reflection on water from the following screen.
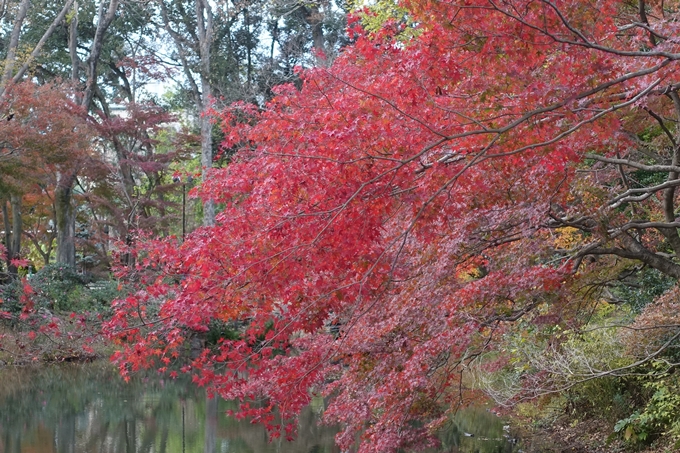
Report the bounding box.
[0,363,519,453]
[0,363,338,453]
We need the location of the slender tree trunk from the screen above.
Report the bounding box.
[2,198,12,278]
[160,0,215,226]
[197,0,215,226]
[245,8,251,90]
[1,0,29,85]
[9,0,75,85]
[9,193,21,270]
[198,91,214,226]
[69,0,79,83]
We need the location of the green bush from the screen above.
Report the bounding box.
[613,267,675,313]
[29,264,86,311]
[614,364,680,446]
[29,264,123,313]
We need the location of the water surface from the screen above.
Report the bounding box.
[0,363,519,453]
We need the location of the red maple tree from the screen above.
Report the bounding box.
[107,1,680,451]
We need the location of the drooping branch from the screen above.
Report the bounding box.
[480,327,680,407]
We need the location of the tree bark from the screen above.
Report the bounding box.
[196,0,215,226]
[69,0,79,83]
[160,0,214,226]
[55,172,77,268]
[300,2,326,65]
[1,194,22,277]
[2,198,12,278]
[9,193,21,271]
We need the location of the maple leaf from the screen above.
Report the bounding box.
[10,258,30,268]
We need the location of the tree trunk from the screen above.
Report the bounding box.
[301,2,326,65]
[9,193,21,274]
[197,0,215,226]
[69,0,79,83]
[9,0,75,85]
[1,195,22,277]
[55,172,77,267]
[2,199,12,279]
[52,0,118,267]
[82,0,119,110]
[199,95,214,227]
[160,0,215,227]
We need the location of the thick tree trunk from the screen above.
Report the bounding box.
[1,195,22,277]
[55,172,77,267]
[301,2,326,65]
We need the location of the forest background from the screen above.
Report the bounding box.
[3,1,680,452]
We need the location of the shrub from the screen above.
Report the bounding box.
[29,264,87,311]
[614,365,680,446]
[612,267,675,313]
[28,264,124,313]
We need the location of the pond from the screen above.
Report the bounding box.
[0,363,521,453]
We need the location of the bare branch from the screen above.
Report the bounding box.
[609,178,680,207]
[642,106,676,147]
[585,153,680,173]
